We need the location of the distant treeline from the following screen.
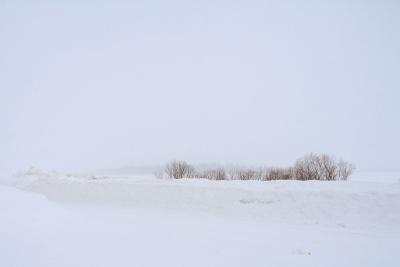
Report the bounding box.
[161,154,355,181]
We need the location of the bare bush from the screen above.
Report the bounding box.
[164,154,354,182]
[201,168,227,180]
[165,160,195,179]
[266,167,294,180]
[337,160,355,181]
[228,169,239,180]
[294,153,354,181]
[228,169,258,180]
[239,170,257,180]
[294,154,322,180]
[229,167,293,181]
[188,171,203,179]
[320,154,338,181]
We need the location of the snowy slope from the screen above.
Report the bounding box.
[1,170,400,267]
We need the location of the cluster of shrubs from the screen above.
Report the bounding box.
[294,154,354,181]
[163,154,355,181]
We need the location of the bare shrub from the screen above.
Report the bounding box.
[228,169,239,180]
[229,169,258,180]
[337,160,355,181]
[294,154,320,180]
[253,169,265,180]
[319,154,338,181]
[202,168,227,180]
[294,154,354,181]
[164,154,355,182]
[165,160,195,179]
[293,154,336,180]
[256,168,269,181]
[239,170,256,180]
[189,171,203,179]
[267,167,294,180]
[229,167,294,181]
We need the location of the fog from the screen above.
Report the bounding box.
[1,0,399,174]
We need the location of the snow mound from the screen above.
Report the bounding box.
[9,167,108,187]
[1,171,400,267]
[9,169,400,231]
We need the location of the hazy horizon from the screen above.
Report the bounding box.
[1,0,399,175]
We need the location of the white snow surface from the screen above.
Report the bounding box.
[1,168,400,267]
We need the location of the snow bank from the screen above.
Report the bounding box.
[9,169,400,231]
[1,170,399,267]
[1,181,400,267]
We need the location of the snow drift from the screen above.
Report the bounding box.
[1,169,399,267]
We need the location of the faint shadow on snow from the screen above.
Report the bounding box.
[292,248,312,256]
[239,198,276,205]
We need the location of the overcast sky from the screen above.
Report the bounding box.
[1,0,399,174]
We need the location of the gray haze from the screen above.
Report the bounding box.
[1,0,399,174]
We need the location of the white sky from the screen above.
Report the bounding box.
[1,0,399,174]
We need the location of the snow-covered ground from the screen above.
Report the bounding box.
[1,169,400,267]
